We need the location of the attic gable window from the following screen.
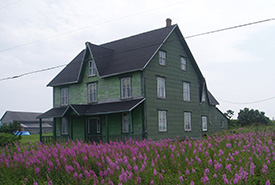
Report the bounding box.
[202,88,207,102]
[181,56,187,71]
[89,60,97,76]
[159,51,166,66]
[121,77,132,99]
[60,87,68,106]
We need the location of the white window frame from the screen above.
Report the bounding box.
[122,113,129,133]
[159,51,166,66]
[88,83,97,103]
[183,82,191,101]
[88,60,97,76]
[60,88,68,106]
[157,77,166,99]
[61,117,69,135]
[121,77,132,99]
[181,56,187,71]
[184,112,191,131]
[158,110,167,132]
[202,116,207,131]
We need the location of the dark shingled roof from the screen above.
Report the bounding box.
[38,98,145,118]
[47,25,176,87]
[1,111,52,124]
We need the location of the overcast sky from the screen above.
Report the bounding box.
[0,0,274,120]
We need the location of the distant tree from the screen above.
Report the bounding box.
[237,108,271,126]
[0,121,21,134]
[224,109,234,119]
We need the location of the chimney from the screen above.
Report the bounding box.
[166,18,172,27]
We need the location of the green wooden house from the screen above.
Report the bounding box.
[38,19,228,142]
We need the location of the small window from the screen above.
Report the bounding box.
[157,77,166,98]
[221,121,224,128]
[122,113,129,133]
[61,117,68,135]
[89,60,97,76]
[181,56,187,71]
[183,82,191,101]
[202,116,207,131]
[202,88,207,102]
[88,83,97,102]
[61,88,68,106]
[184,112,191,131]
[158,110,167,132]
[159,51,166,66]
[121,77,132,99]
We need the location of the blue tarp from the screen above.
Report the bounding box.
[14,131,31,136]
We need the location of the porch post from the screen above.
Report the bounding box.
[70,117,73,140]
[84,117,87,142]
[53,118,56,142]
[39,118,42,142]
[128,111,132,138]
[106,115,109,143]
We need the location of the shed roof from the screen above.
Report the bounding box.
[0,111,52,124]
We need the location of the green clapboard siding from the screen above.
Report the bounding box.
[144,31,227,140]
[72,116,85,140]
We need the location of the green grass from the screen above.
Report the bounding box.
[20,133,52,145]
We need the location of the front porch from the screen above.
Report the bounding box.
[38,98,146,144]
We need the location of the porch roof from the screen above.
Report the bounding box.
[37,98,145,119]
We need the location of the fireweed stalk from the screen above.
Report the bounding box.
[0,130,274,184]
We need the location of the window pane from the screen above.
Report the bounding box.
[158,111,167,131]
[62,118,68,135]
[122,113,129,133]
[61,88,68,106]
[181,57,186,70]
[121,77,131,99]
[159,51,166,65]
[183,82,190,101]
[89,60,96,76]
[184,112,191,131]
[202,116,207,131]
[157,77,166,98]
[88,83,97,102]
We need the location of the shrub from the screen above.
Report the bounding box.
[0,121,21,134]
[0,132,21,147]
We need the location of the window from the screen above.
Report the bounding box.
[202,116,207,131]
[121,77,132,99]
[158,110,167,132]
[122,113,129,133]
[159,51,166,65]
[181,56,187,71]
[202,88,207,102]
[157,77,166,98]
[221,121,224,128]
[61,117,68,135]
[88,118,100,134]
[88,60,97,76]
[88,83,97,102]
[61,88,68,106]
[184,112,191,131]
[183,82,191,101]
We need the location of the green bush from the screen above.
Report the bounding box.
[0,121,21,134]
[0,133,21,147]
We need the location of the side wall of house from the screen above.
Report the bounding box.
[144,31,226,140]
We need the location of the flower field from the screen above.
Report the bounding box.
[0,129,274,185]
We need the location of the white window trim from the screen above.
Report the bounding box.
[61,88,68,106]
[184,112,192,131]
[122,113,129,133]
[159,51,166,66]
[202,116,207,131]
[183,82,191,101]
[61,117,68,135]
[181,56,187,71]
[158,110,167,132]
[157,77,166,99]
[88,83,97,103]
[88,60,97,76]
[121,77,132,99]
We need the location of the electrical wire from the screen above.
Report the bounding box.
[0,17,274,82]
[217,96,275,105]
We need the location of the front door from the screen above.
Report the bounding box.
[87,118,101,141]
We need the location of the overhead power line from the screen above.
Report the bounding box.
[217,96,275,105]
[0,17,274,82]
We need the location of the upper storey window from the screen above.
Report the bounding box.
[89,60,97,76]
[60,87,68,106]
[159,51,166,66]
[121,77,132,99]
[181,56,187,71]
